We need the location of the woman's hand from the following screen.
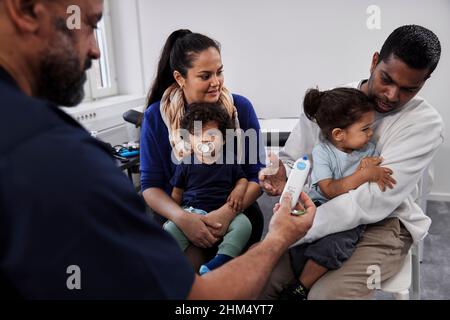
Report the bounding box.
[176,213,221,248]
[201,207,235,238]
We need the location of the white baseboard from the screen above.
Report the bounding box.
[428,192,450,203]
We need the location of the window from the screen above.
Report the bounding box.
[84,0,118,101]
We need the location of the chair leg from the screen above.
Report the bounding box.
[418,240,424,263]
[411,245,421,300]
[393,290,410,300]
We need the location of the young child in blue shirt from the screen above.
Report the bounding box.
[281,87,396,300]
[164,102,252,275]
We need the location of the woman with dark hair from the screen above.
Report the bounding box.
[140,29,265,269]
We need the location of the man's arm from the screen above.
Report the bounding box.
[188,193,316,300]
[188,237,286,299]
[297,102,444,245]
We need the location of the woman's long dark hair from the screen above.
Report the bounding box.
[146,29,221,109]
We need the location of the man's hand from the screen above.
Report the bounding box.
[259,152,287,196]
[266,192,316,247]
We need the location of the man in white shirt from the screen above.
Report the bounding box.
[259,25,444,299]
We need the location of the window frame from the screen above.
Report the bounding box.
[85,0,118,101]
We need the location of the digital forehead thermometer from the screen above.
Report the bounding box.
[280,156,311,215]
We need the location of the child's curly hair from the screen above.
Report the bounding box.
[181,102,235,138]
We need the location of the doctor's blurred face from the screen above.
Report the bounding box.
[365,53,429,114]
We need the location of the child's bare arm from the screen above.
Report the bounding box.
[317,170,369,200]
[227,178,248,213]
[171,187,184,205]
[318,166,396,200]
[234,178,249,191]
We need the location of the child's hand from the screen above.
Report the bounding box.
[358,156,383,170]
[227,189,245,213]
[363,166,397,191]
[227,178,248,213]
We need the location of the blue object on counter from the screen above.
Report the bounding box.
[119,150,140,158]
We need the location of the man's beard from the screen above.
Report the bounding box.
[37,53,91,107]
[36,17,91,107]
[366,76,399,113]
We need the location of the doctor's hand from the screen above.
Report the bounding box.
[266,192,316,247]
[258,152,287,196]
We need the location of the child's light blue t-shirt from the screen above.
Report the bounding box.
[309,141,378,204]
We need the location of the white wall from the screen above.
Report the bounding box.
[109,0,145,96]
[126,0,450,197]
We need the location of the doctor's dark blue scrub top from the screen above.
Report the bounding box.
[0,68,194,299]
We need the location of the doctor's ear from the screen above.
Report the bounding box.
[3,0,48,33]
[331,128,345,142]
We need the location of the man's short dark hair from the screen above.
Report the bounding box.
[379,25,441,76]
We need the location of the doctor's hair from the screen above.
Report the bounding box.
[180,102,234,139]
[303,87,375,140]
[146,29,221,108]
[379,25,441,77]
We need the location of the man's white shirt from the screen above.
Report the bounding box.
[278,81,445,245]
